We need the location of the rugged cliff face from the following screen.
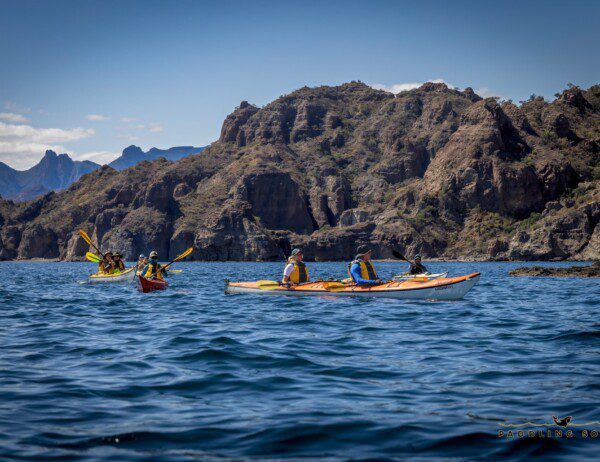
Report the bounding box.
[0,82,598,261]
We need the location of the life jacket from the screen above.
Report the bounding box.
[289,261,309,284]
[98,262,105,274]
[347,259,378,281]
[145,261,164,280]
[102,261,115,274]
[115,260,125,271]
[409,262,427,275]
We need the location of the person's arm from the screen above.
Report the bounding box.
[160,264,168,277]
[417,262,428,273]
[282,263,294,283]
[350,263,380,285]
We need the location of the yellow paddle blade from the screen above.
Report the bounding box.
[86,252,101,263]
[256,280,280,290]
[173,247,193,263]
[79,229,93,246]
[322,282,348,292]
[169,269,182,273]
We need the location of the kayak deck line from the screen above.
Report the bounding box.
[225,273,481,300]
[392,271,448,282]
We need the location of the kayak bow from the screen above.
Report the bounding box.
[136,275,168,293]
[225,273,480,300]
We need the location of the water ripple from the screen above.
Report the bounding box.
[1,261,598,461]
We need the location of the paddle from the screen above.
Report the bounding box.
[162,247,193,270]
[79,229,106,258]
[256,279,281,290]
[322,281,348,292]
[392,249,409,262]
[392,249,429,279]
[86,252,101,263]
[148,247,194,279]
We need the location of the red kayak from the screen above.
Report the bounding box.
[136,275,168,293]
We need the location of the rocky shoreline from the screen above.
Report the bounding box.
[509,262,600,277]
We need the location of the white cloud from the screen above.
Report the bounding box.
[0,122,94,144]
[0,112,28,123]
[370,78,455,94]
[71,150,121,165]
[475,87,504,99]
[0,141,69,170]
[0,122,96,170]
[120,116,138,123]
[147,122,163,133]
[86,114,109,121]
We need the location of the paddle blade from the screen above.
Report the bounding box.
[256,280,281,290]
[173,247,193,263]
[86,252,101,263]
[392,250,407,261]
[322,282,348,292]
[79,229,93,246]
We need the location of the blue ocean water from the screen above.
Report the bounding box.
[0,261,598,461]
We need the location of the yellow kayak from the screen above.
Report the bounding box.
[89,267,136,283]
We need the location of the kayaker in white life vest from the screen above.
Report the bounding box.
[348,245,383,285]
[282,248,309,285]
[140,251,168,280]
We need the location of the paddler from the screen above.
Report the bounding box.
[136,254,147,269]
[348,245,383,285]
[141,251,168,280]
[408,254,428,275]
[112,252,125,272]
[282,248,309,286]
[99,251,115,274]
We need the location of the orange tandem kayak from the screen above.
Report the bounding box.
[225,273,480,300]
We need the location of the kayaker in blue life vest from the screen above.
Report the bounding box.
[140,251,168,280]
[348,245,384,285]
[282,248,309,286]
[408,254,428,275]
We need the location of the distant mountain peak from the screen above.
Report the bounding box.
[108,145,206,171]
[122,145,145,158]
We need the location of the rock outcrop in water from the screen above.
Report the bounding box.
[0,81,599,261]
[509,261,600,277]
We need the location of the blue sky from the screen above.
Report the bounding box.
[0,0,598,169]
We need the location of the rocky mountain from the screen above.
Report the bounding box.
[0,150,100,201]
[108,145,207,171]
[0,81,598,262]
[0,145,207,202]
